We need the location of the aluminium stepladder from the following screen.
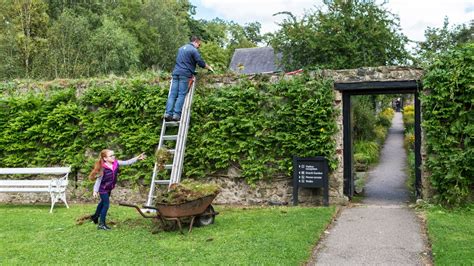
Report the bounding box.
[146,77,196,207]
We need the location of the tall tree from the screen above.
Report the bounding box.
[0,0,265,79]
[0,1,21,79]
[415,18,473,66]
[38,9,92,78]
[189,18,262,71]
[1,0,49,78]
[270,0,410,70]
[243,22,263,44]
[89,17,140,75]
[191,18,228,46]
[138,0,192,70]
[199,41,229,72]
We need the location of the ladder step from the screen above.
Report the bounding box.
[164,164,173,170]
[162,135,177,141]
[164,121,180,127]
[154,180,171,185]
[168,149,175,154]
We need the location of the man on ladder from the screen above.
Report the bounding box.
[164,35,214,122]
[145,36,213,207]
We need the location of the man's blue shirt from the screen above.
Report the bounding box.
[172,43,206,77]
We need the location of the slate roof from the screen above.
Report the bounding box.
[229,46,283,75]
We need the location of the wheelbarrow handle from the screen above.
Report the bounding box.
[119,202,159,218]
[142,205,158,210]
[119,202,138,208]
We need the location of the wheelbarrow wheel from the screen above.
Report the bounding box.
[195,205,215,227]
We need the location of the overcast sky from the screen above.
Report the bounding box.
[190,0,473,44]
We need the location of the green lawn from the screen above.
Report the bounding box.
[426,205,474,265]
[0,203,335,265]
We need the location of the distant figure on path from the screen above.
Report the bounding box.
[395,98,401,112]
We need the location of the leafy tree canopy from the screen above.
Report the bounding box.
[0,0,263,80]
[269,0,411,70]
[188,18,262,72]
[415,17,473,66]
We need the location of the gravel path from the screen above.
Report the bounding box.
[309,112,429,265]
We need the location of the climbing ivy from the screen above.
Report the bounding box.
[188,74,337,183]
[0,88,83,168]
[421,43,474,206]
[0,73,337,185]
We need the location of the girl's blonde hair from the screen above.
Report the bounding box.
[88,149,112,181]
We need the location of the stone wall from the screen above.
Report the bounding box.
[0,178,341,207]
[319,66,424,82]
[0,66,426,207]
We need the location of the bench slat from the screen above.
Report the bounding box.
[0,167,71,175]
[0,187,51,192]
[0,180,52,186]
[0,180,68,186]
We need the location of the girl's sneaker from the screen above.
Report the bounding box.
[97,224,111,230]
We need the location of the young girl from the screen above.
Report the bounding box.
[88,149,146,230]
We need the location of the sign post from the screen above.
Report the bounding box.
[293,156,329,206]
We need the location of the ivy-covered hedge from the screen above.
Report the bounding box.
[188,75,337,183]
[0,73,337,185]
[422,43,474,206]
[0,77,166,183]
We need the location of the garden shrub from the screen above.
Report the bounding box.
[352,96,376,141]
[422,43,474,206]
[373,125,387,143]
[403,112,414,130]
[403,105,414,113]
[352,100,393,171]
[377,107,395,128]
[401,104,415,193]
[403,105,415,130]
[404,132,415,151]
[354,153,370,171]
[354,140,379,165]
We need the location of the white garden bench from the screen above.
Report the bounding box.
[0,167,71,213]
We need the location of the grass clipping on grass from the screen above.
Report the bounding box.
[155,179,220,205]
